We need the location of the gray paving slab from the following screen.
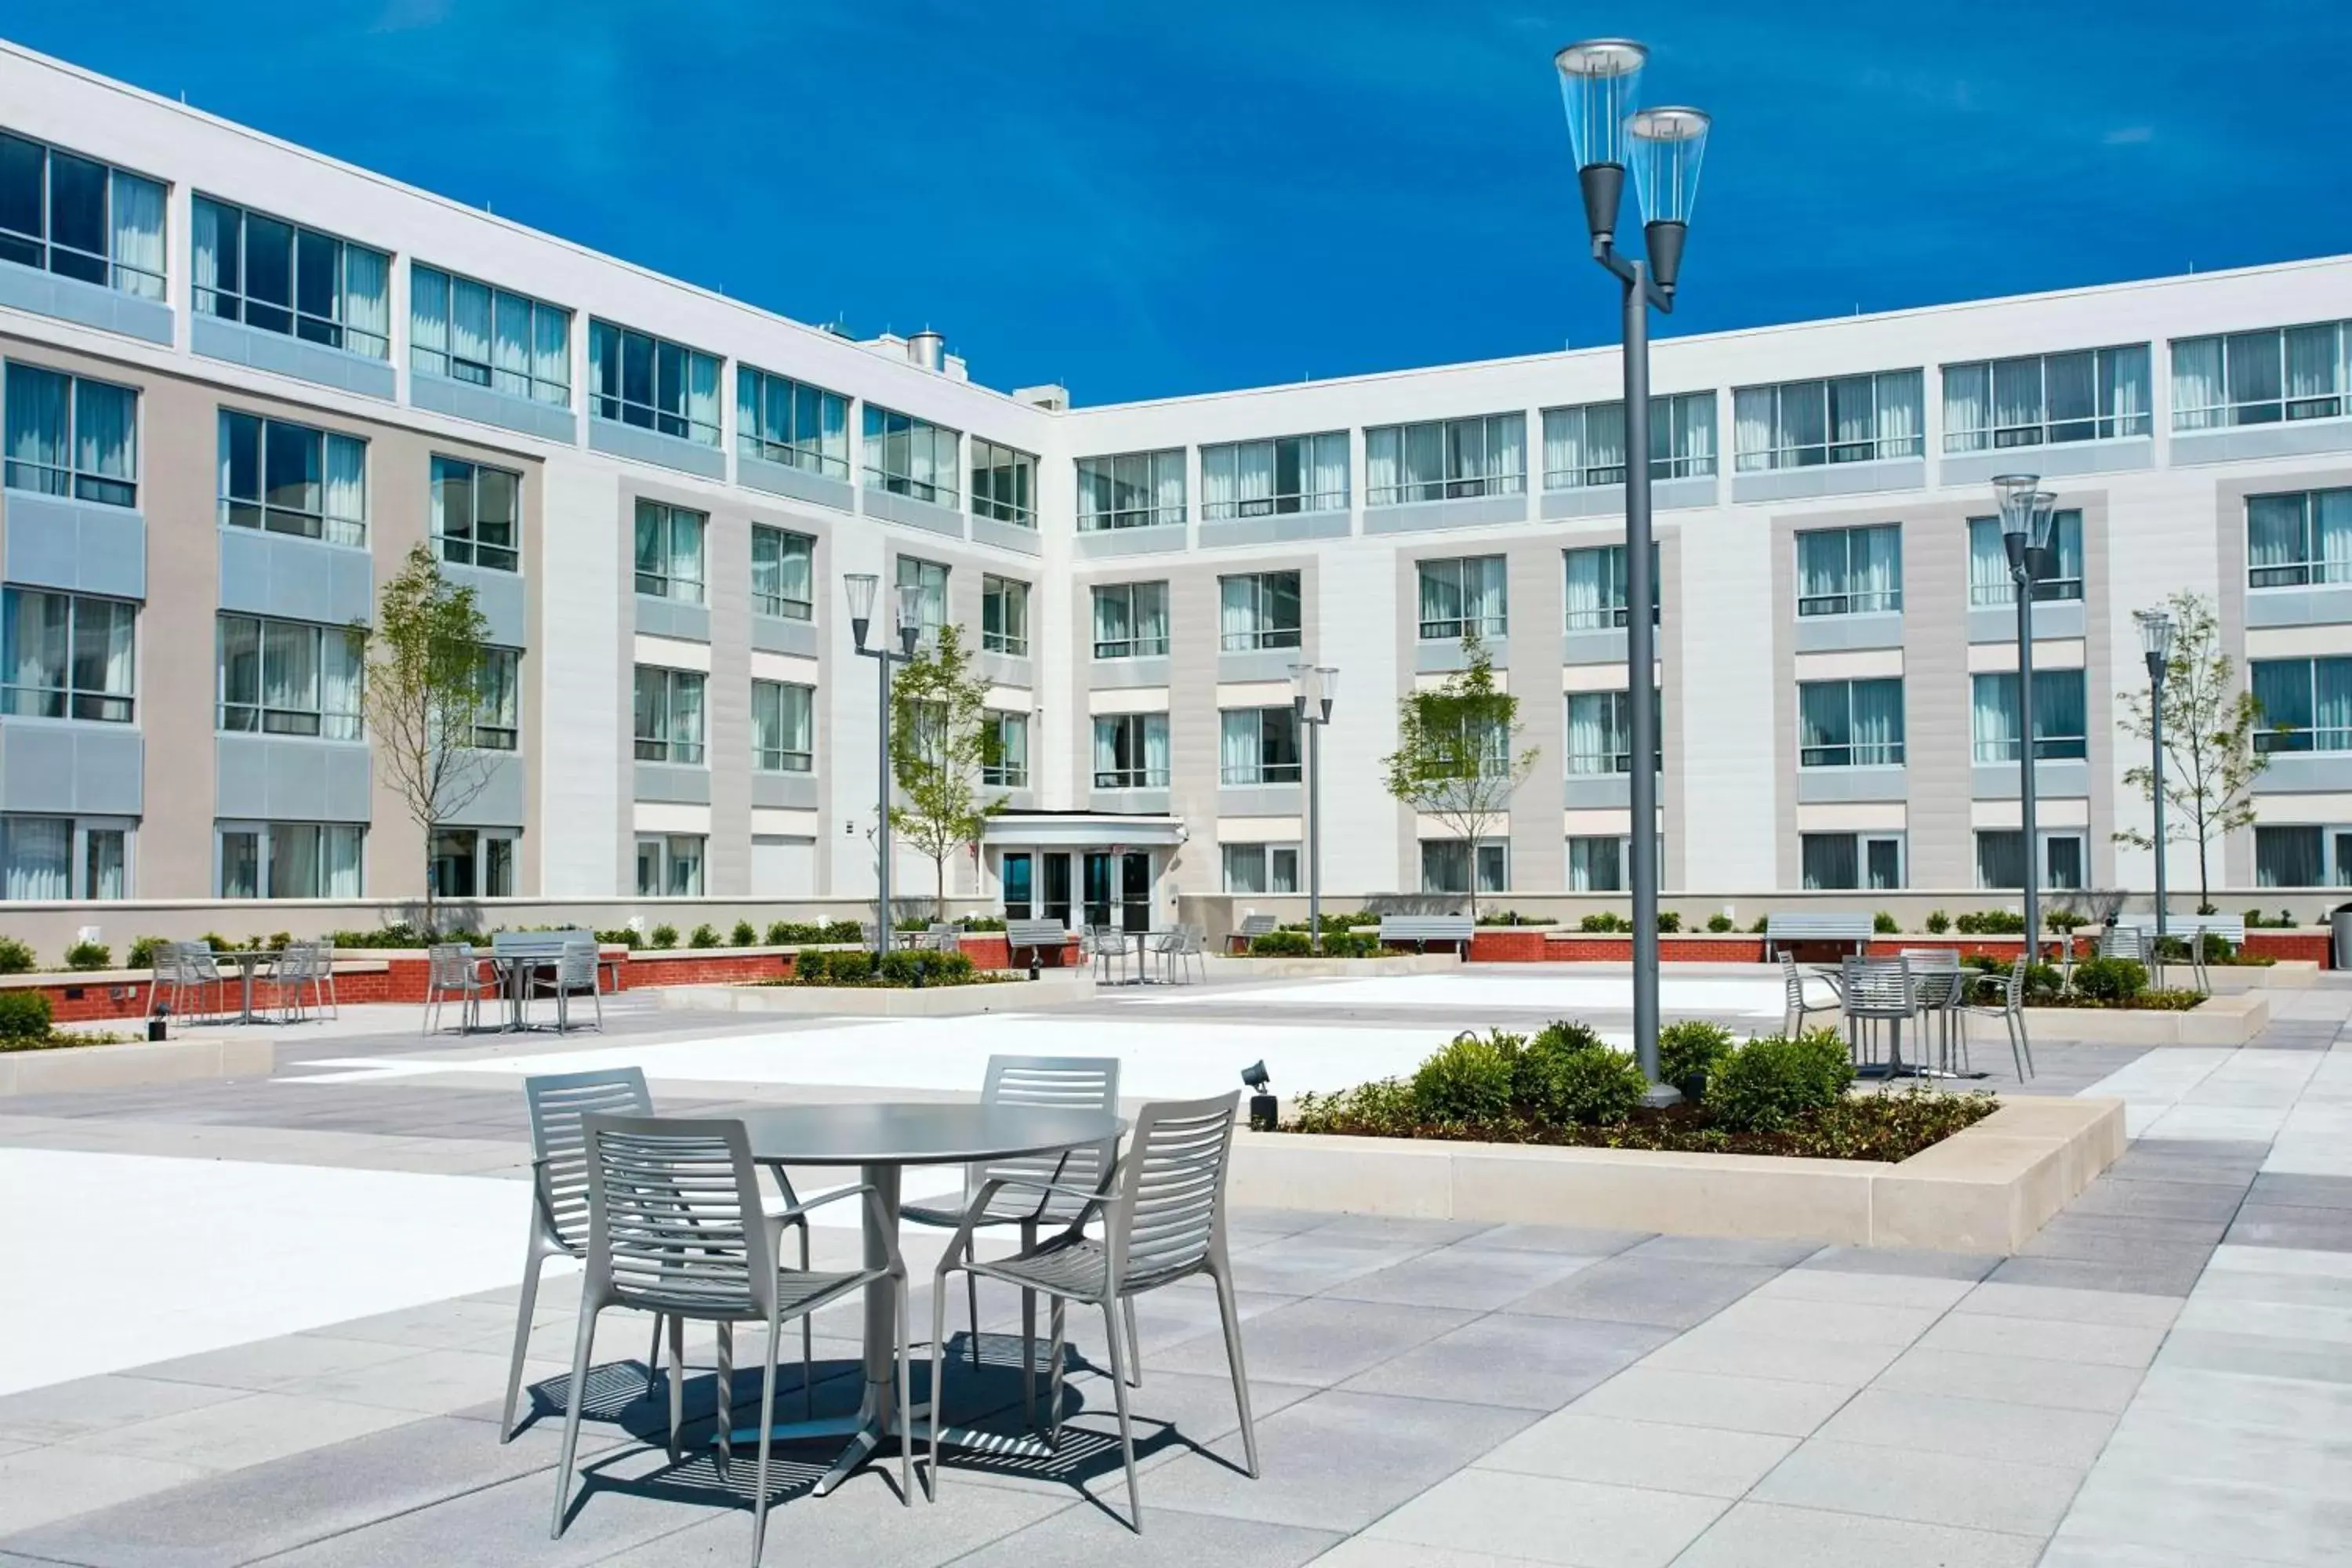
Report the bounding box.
[1499,1258,1779,1330]
[1318,1245,1602,1311]
[2227,1203,2352,1250]
[1672,1499,2045,1567]
[1148,1296,1471,1388]
[2248,1172,2352,1210]
[1335,1312,1672,1410]
[1867,1346,2148,1414]
[1984,1254,2212,1298]
[1751,1436,2089,1537]
[1358,1465,1730,1566]
[1811,1386,2118,1468]
[1792,1244,2002,1281]
[935,1497,1341,1568]
[1475,1410,1798,1497]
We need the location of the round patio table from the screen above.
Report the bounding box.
[738,1102,1125,1495]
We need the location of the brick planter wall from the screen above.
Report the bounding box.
[1467,928,1548,962]
[956,934,1082,970]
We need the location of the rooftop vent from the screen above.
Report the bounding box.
[1015,383,1070,412]
[908,329,946,372]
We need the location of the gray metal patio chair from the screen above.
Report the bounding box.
[1839,955,1917,1076]
[150,941,223,1025]
[502,1069,820,1443]
[1899,948,1966,1073]
[1960,953,2035,1080]
[1780,951,1840,1037]
[542,935,604,1034]
[423,943,492,1035]
[901,1055,1138,1409]
[550,1113,908,1565]
[929,1091,1256,1530]
[271,939,332,1024]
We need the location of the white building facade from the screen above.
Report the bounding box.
[3,42,2351,935]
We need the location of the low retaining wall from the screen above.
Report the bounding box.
[2022,990,2269,1047]
[1206,953,1461,979]
[0,1033,277,1095]
[656,973,1091,1017]
[1231,1095,2126,1254]
[1460,930,2335,968]
[2207,960,2320,992]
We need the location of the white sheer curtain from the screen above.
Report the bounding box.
[1092,588,1129,653]
[72,597,133,703]
[1199,446,1235,517]
[1566,692,1614,773]
[1991,359,2039,441]
[2172,337,2224,429]
[1364,426,1399,503]
[1967,519,2013,604]
[1563,546,1622,628]
[1972,673,2018,760]
[323,434,366,546]
[670,512,705,603]
[5,364,67,492]
[85,829,125,899]
[1854,524,1902,609]
[452,276,493,373]
[191,198,227,314]
[1093,717,1118,782]
[1134,583,1168,652]
[671,672,705,761]
[1154,448,1186,521]
[493,291,532,398]
[533,307,572,404]
[688,354,721,446]
[2037,670,2087,755]
[3,818,71,900]
[1850,679,1904,764]
[5,590,67,708]
[1732,387,1774,471]
[2285,324,2340,414]
[1143,713,1170,785]
[2103,345,2151,434]
[1218,577,1252,648]
[1419,564,1460,634]
[71,380,133,496]
[1308,432,1348,507]
[2320,492,2352,583]
[409,267,449,373]
[1487,413,1524,490]
[1875,372,1922,456]
[1943,365,1987,451]
[262,622,317,732]
[323,826,364,898]
[320,628,364,740]
[109,171,165,299]
[342,246,390,359]
[1467,556,1507,632]
[1219,710,1256,784]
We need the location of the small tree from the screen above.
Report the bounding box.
[1381,633,1538,920]
[889,621,1000,918]
[358,543,495,936]
[2114,590,2268,913]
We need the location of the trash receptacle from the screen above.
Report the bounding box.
[2331,903,2352,970]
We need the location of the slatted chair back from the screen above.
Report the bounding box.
[524,1068,654,1256]
[1105,1092,1240,1294]
[1900,947,1963,1008]
[579,1113,775,1322]
[971,1055,1122,1203]
[1838,955,1915,1018]
[427,942,477,989]
[1780,951,1812,1011]
[176,940,225,982]
[1999,953,2028,1012]
[2100,924,2152,962]
[557,935,598,989]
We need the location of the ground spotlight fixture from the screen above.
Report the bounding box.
[1241,1060,1277,1131]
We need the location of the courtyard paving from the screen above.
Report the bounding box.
[0,967,2347,1565]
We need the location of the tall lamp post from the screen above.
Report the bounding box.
[1556,38,1709,1094]
[846,572,924,959]
[1994,475,2060,956]
[2136,608,2176,942]
[1290,663,1340,953]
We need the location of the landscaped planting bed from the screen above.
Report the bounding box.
[759,949,1017,988]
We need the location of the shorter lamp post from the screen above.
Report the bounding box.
[1290,663,1340,953]
[2136,608,2177,943]
[1994,474,2059,956]
[846,572,925,960]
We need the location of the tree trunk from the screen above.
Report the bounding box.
[935,855,947,923]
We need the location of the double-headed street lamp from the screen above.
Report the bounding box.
[845,572,925,959]
[2136,608,2177,942]
[1556,38,1710,1094]
[1290,662,1341,953]
[1993,475,2060,955]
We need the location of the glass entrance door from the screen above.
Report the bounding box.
[1082,852,1116,930]
[1120,851,1152,931]
[1041,852,1073,927]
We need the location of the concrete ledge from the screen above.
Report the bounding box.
[2022,990,2269,1046]
[1231,1095,2125,1254]
[656,975,1094,1017]
[0,1033,276,1096]
[2205,960,2318,992]
[1203,953,1460,979]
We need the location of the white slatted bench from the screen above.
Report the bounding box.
[1228,913,1279,953]
[2114,913,2245,947]
[1377,914,1475,953]
[1004,919,1069,967]
[1763,912,1875,958]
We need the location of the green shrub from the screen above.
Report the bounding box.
[1475,909,1555,927]
[730,920,757,947]
[1955,909,2026,935]
[1250,930,1312,956]
[0,938,35,976]
[688,924,720,949]
[1578,911,1631,934]
[1708,1030,1857,1134]
[1748,916,1769,935]
[594,927,641,949]
[1659,1020,1736,1092]
[1657,911,1682,934]
[1924,909,1951,935]
[824,949,873,984]
[2045,909,2088,933]
[1705,913,1734,934]
[125,935,168,970]
[1872,911,1899,935]
[0,990,51,1039]
[2072,956,2148,1002]
[1512,1021,1645,1125]
[649,924,678,949]
[1319,931,1380,958]
[1411,1029,1522,1123]
[823,920,865,944]
[64,941,111,971]
[877,949,976,985]
[960,915,1008,932]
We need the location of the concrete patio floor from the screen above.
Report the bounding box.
[1,966,2347,1566]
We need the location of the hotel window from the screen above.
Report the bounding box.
[751,679,813,772]
[1218,571,1301,652]
[1802,833,1903,891]
[632,666,706,764]
[1000,851,1033,918]
[472,648,519,750]
[1796,524,1902,616]
[896,556,949,644]
[1092,582,1169,660]
[1968,512,2083,604]
[1222,842,1298,895]
[2247,489,2352,589]
[984,710,1029,788]
[751,525,815,619]
[1417,556,1508,641]
[2255,826,2352,888]
[1976,830,2086,892]
[1093,713,1169,789]
[863,405,959,506]
[2252,658,2352,753]
[1565,689,1661,775]
[2172,321,2352,430]
[2,815,129,901]
[1733,371,1922,470]
[587,320,720,445]
[1566,835,1624,892]
[217,411,367,546]
[1541,394,1717,488]
[2,363,137,506]
[216,615,363,739]
[193,196,389,358]
[429,827,515,898]
[0,132,165,299]
[971,438,1036,527]
[982,575,1029,656]
[1078,448,1187,530]
[216,822,364,898]
[633,833,704,896]
[1942,347,2150,451]
[1562,543,1658,630]
[1220,706,1301,786]
[1422,839,1508,895]
[633,500,705,603]
[1200,433,1347,519]
[735,365,850,479]
[409,264,571,405]
[430,456,520,572]
[2,589,133,722]
[1970,670,2087,761]
[1365,414,1524,506]
[1798,678,1904,767]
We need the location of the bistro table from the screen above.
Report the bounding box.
[737,1101,1126,1495]
[212,949,285,1025]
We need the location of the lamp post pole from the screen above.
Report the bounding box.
[1994,477,2057,961]
[1557,39,1708,1096]
[1292,664,1340,954]
[848,572,924,959]
[2137,609,2177,942]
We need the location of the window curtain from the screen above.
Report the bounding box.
[1943,365,1988,450]
[451,276,492,370]
[268,823,318,898]
[1828,376,1875,459]
[1732,387,1773,470]
[1801,833,1858,891]
[1567,837,1621,892]
[1796,531,1843,608]
[2285,323,2339,413]
[1967,519,2013,604]
[5,590,67,703]
[1854,525,1901,608]
[997,712,1026,779]
[1850,679,1904,764]
[2256,826,2324,889]
[342,247,389,357]
[1541,408,1577,485]
[670,512,704,603]
[1218,577,1251,647]
[1093,717,1118,780]
[2045,513,2085,592]
[320,629,363,739]
[109,172,165,298]
[1143,714,1170,785]
[1468,556,1506,630]
[4,363,67,492]
[1364,427,1399,500]
[1200,447,1235,516]
[323,434,365,546]
[1488,414,1523,487]
[533,307,570,402]
[2320,492,2352,583]
[1664,393,1715,474]
[71,597,132,699]
[492,291,532,397]
[71,380,136,496]
[2,818,71,899]
[2252,660,2309,743]
[1094,588,1128,652]
[1219,710,1256,784]
[322,824,363,898]
[1308,433,1347,507]
[687,354,720,444]
[263,622,318,728]
[1419,564,1460,633]
[777,532,812,607]
[2045,351,2096,436]
[1566,692,1613,773]
[410,267,448,370]
[85,829,125,899]
[1990,358,2040,440]
[1403,422,1443,496]
[1973,673,2019,761]
[2318,657,2352,750]
[2248,495,2308,583]
[1154,449,1185,521]
[2104,346,2151,433]
[1875,372,1922,456]
[1564,546,1623,626]
[2172,336,2224,429]
[191,197,227,310]
[1134,584,1167,651]
[2035,669,2087,755]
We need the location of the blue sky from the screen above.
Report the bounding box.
[6,0,2351,405]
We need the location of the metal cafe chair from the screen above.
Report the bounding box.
[1960,953,2036,1081]
[1838,955,1918,1076]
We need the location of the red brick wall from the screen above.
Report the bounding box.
[1466,929,1547,962]
[959,934,1081,969]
